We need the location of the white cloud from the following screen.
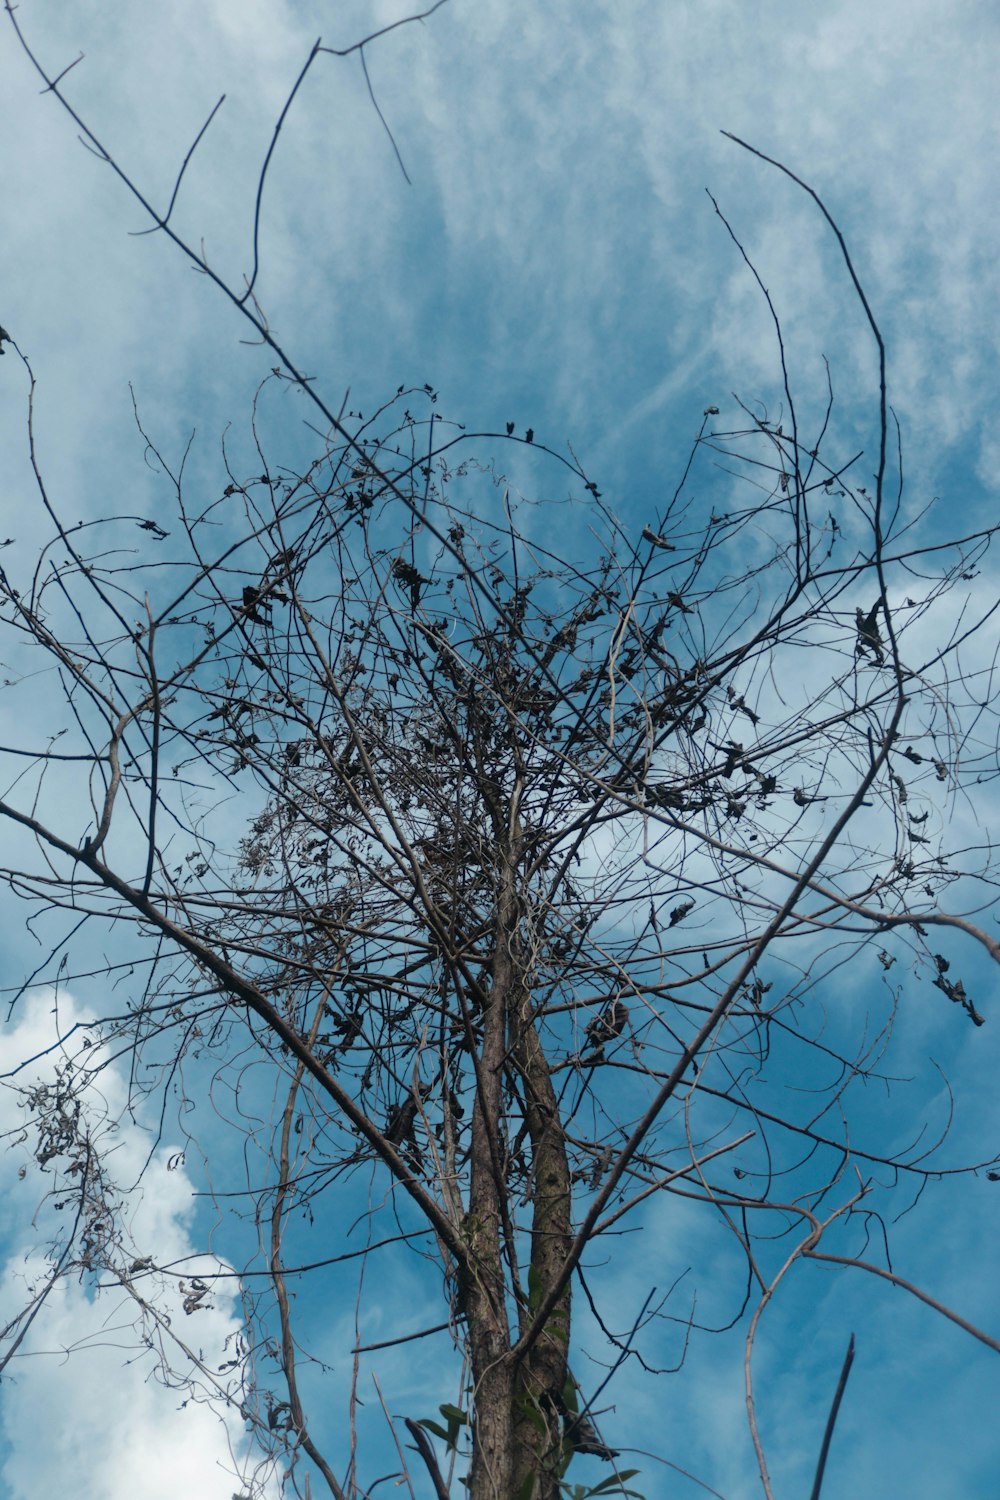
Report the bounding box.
[0,993,260,1500]
[3,0,997,484]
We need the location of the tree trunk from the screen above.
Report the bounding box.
[463,799,573,1500]
[510,960,573,1500]
[464,855,516,1499]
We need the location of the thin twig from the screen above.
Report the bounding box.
[809,1334,855,1500]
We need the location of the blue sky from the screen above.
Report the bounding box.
[1,3,999,1497]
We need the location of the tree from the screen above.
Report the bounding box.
[1,12,998,1500]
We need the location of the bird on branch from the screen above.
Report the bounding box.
[792,785,828,806]
[565,1408,620,1461]
[642,525,675,551]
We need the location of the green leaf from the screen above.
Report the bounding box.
[416,1419,450,1442]
[527,1262,543,1312]
[439,1403,468,1425]
[516,1399,547,1435]
[585,1474,641,1496]
[516,1472,537,1500]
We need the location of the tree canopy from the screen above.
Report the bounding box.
[1,10,999,1500]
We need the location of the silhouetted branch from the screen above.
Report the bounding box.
[809,1334,855,1500]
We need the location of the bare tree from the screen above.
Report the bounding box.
[1,13,999,1500]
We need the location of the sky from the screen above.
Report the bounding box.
[1,2,999,1497]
